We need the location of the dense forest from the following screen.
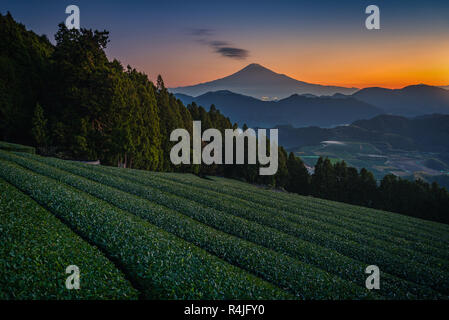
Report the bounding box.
[0,12,283,183]
[1,12,448,224]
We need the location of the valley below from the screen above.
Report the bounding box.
[295,140,449,184]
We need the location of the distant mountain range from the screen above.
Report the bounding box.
[175,90,382,128]
[353,85,449,116]
[172,64,449,127]
[277,114,449,152]
[170,63,359,99]
[176,84,449,127]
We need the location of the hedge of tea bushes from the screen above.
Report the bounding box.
[140,170,449,258]
[152,171,449,244]
[0,157,290,300]
[9,152,444,299]
[0,152,381,299]
[95,166,449,273]
[0,178,138,300]
[152,173,449,262]
[37,155,449,297]
[209,175,449,241]
[0,141,35,154]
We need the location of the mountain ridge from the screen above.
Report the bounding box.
[176,83,449,128]
[353,84,449,116]
[175,90,382,128]
[170,63,359,99]
[276,113,449,152]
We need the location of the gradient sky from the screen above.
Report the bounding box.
[2,0,449,88]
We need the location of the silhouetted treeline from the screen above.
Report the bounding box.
[280,156,449,225]
[1,12,448,224]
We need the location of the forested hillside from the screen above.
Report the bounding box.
[0,13,286,184]
[1,12,177,170]
[0,12,53,144]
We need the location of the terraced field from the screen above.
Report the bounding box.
[1,149,448,299]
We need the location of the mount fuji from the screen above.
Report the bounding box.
[170,64,358,99]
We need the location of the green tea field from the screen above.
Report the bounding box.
[1,149,449,300]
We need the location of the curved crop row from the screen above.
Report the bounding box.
[149,172,449,263]
[0,157,290,300]
[13,152,444,299]
[94,165,449,272]
[0,178,138,300]
[210,175,449,239]
[0,141,35,154]
[37,154,449,297]
[2,153,377,299]
[156,171,449,240]
[144,170,449,254]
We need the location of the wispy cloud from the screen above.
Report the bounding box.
[190,28,249,60]
[214,47,249,59]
